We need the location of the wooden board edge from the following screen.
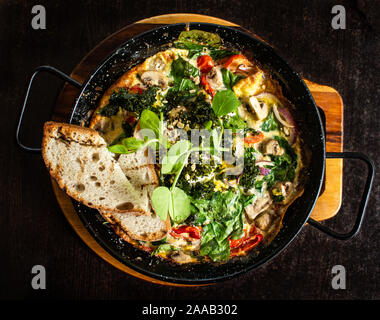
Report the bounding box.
[309,159,343,220]
[135,13,239,26]
[48,14,345,283]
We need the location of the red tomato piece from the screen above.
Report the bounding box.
[200,74,215,97]
[239,234,263,253]
[244,131,264,145]
[224,54,253,73]
[229,229,248,249]
[129,85,144,94]
[229,227,263,257]
[125,115,137,124]
[170,226,202,240]
[197,55,214,74]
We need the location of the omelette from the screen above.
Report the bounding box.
[89,29,306,264]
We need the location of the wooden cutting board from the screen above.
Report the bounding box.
[50,14,343,286]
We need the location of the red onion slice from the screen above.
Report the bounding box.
[273,105,295,128]
[259,167,271,176]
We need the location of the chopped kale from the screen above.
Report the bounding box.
[98,86,159,117]
[239,148,260,190]
[163,90,218,128]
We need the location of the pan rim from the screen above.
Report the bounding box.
[69,22,326,284]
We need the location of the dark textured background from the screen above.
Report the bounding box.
[0,0,379,300]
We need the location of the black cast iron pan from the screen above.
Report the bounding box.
[16,23,374,284]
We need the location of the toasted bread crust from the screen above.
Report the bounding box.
[101,211,171,242]
[43,121,106,146]
[42,122,149,215]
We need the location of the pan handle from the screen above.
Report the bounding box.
[16,65,82,153]
[308,152,374,240]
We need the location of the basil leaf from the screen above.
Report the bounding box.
[212,90,240,117]
[151,186,172,221]
[161,140,191,174]
[107,144,130,154]
[170,187,191,223]
[140,109,160,138]
[121,137,145,150]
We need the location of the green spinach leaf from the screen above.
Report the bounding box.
[221,68,243,90]
[224,114,247,130]
[209,49,240,61]
[170,55,200,84]
[261,112,279,132]
[196,190,246,261]
[151,244,176,256]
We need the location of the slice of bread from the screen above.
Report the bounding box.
[42,121,147,213]
[117,148,155,169]
[100,147,169,241]
[102,211,170,242]
[43,121,170,242]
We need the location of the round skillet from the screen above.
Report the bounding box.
[17,23,374,285]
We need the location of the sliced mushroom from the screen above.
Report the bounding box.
[248,96,269,120]
[255,212,272,231]
[261,139,284,156]
[245,192,272,221]
[140,70,168,88]
[206,67,223,91]
[235,63,257,76]
[149,55,166,71]
[170,251,195,264]
[271,181,293,203]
